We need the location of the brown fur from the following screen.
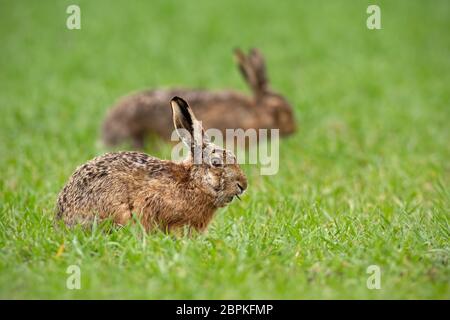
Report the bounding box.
[102,48,296,148]
[57,97,247,233]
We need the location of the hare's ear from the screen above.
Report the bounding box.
[170,96,205,151]
[234,49,266,95]
[234,48,260,94]
[249,48,268,92]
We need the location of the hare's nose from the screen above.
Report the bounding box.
[237,181,247,194]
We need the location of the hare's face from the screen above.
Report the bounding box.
[234,47,297,136]
[263,93,296,136]
[171,96,248,208]
[193,144,248,207]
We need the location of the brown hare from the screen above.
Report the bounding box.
[57,97,248,233]
[101,48,296,148]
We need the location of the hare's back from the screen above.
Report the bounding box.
[73,152,165,182]
[57,152,166,214]
[142,89,255,131]
[57,152,164,225]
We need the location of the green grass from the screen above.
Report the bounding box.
[0,0,449,299]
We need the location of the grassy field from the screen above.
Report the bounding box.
[0,0,449,299]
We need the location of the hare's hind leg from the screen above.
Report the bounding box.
[112,203,133,226]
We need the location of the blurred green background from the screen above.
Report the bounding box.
[0,0,449,299]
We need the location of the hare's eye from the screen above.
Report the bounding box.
[211,157,223,167]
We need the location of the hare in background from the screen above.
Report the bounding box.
[101,48,297,148]
[57,97,247,233]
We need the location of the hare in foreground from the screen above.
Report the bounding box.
[57,97,247,233]
[102,48,296,148]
